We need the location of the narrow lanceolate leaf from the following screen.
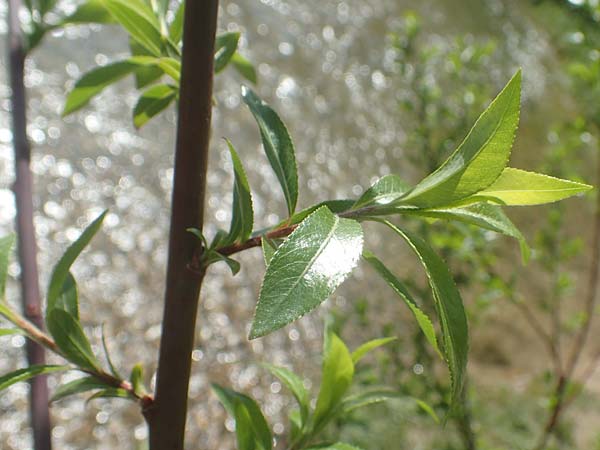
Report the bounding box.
[287,200,354,226]
[101,0,163,56]
[353,175,411,210]
[261,238,277,266]
[168,1,185,43]
[51,376,110,402]
[0,235,15,301]
[214,32,241,73]
[225,139,254,244]
[130,364,147,396]
[63,61,141,115]
[242,86,298,216]
[404,203,530,263]
[54,272,79,320]
[250,207,363,339]
[232,52,257,84]
[313,330,354,430]
[130,39,164,89]
[0,329,25,337]
[363,251,441,358]
[47,211,106,322]
[133,84,177,128]
[0,365,67,392]
[306,445,364,450]
[60,0,114,25]
[471,168,593,206]
[212,384,273,450]
[384,222,468,408]
[350,336,397,365]
[86,388,132,403]
[399,70,521,208]
[340,389,402,414]
[47,309,100,371]
[262,364,309,427]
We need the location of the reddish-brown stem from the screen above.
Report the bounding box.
[7,1,51,449]
[216,224,298,257]
[147,1,219,449]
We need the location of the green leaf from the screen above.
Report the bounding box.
[350,337,397,365]
[86,387,132,403]
[415,399,440,424]
[287,200,355,226]
[232,52,257,84]
[130,363,147,396]
[46,211,106,323]
[215,32,241,73]
[212,384,273,450]
[250,207,363,339]
[133,83,177,128]
[383,222,468,408]
[261,238,277,266]
[261,364,309,428]
[47,309,100,371]
[225,139,254,244]
[101,0,163,56]
[305,444,364,450]
[51,376,110,402]
[242,86,298,216]
[63,61,140,115]
[471,168,593,206]
[0,235,15,301]
[129,39,164,89]
[340,389,402,414]
[0,365,67,392]
[39,0,58,16]
[59,0,114,25]
[168,1,185,43]
[353,175,410,210]
[0,329,25,337]
[54,272,79,320]
[101,325,122,379]
[363,251,441,358]
[399,70,521,208]
[404,203,530,263]
[313,329,354,431]
[205,250,241,276]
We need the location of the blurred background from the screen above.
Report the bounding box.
[1,0,599,448]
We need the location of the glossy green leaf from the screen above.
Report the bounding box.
[0,235,15,301]
[287,200,355,226]
[169,1,185,43]
[0,329,25,337]
[60,0,114,25]
[340,389,402,414]
[54,272,79,320]
[46,211,106,323]
[101,0,163,56]
[350,336,397,365]
[363,251,441,358]
[63,61,140,115]
[51,376,110,402]
[205,250,241,276]
[215,32,240,73]
[86,388,132,403]
[250,207,363,339]
[130,364,147,396]
[384,222,468,407]
[471,168,593,206]
[133,83,177,128]
[261,238,277,266]
[130,39,163,89]
[242,86,298,216]
[225,139,254,244]
[47,309,100,371]
[232,52,257,84]
[404,203,530,262]
[353,175,410,210]
[0,365,67,392]
[313,329,354,430]
[212,383,273,450]
[399,70,521,207]
[262,364,309,427]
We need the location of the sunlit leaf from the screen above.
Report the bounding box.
[0,329,25,337]
[262,364,309,428]
[214,32,240,73]
[363,251,441,358]
[47,309,100,371]
[51,376,110,402]
[169,1,185,44]
[353,175,410,210]
[399,70,521,207]
[59,0,114,25]
[54,272,79,320]
[225,139,254,244]
[130,364,147,396]
[231,52,257,84]
[250,207,363,339]
[242,86,298,216]
[86,388,132,403]
[471,168,592,206]
[350,336,397,365]
[0,365,67,392]
[133,83,177,128]
[340,389,402,414]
